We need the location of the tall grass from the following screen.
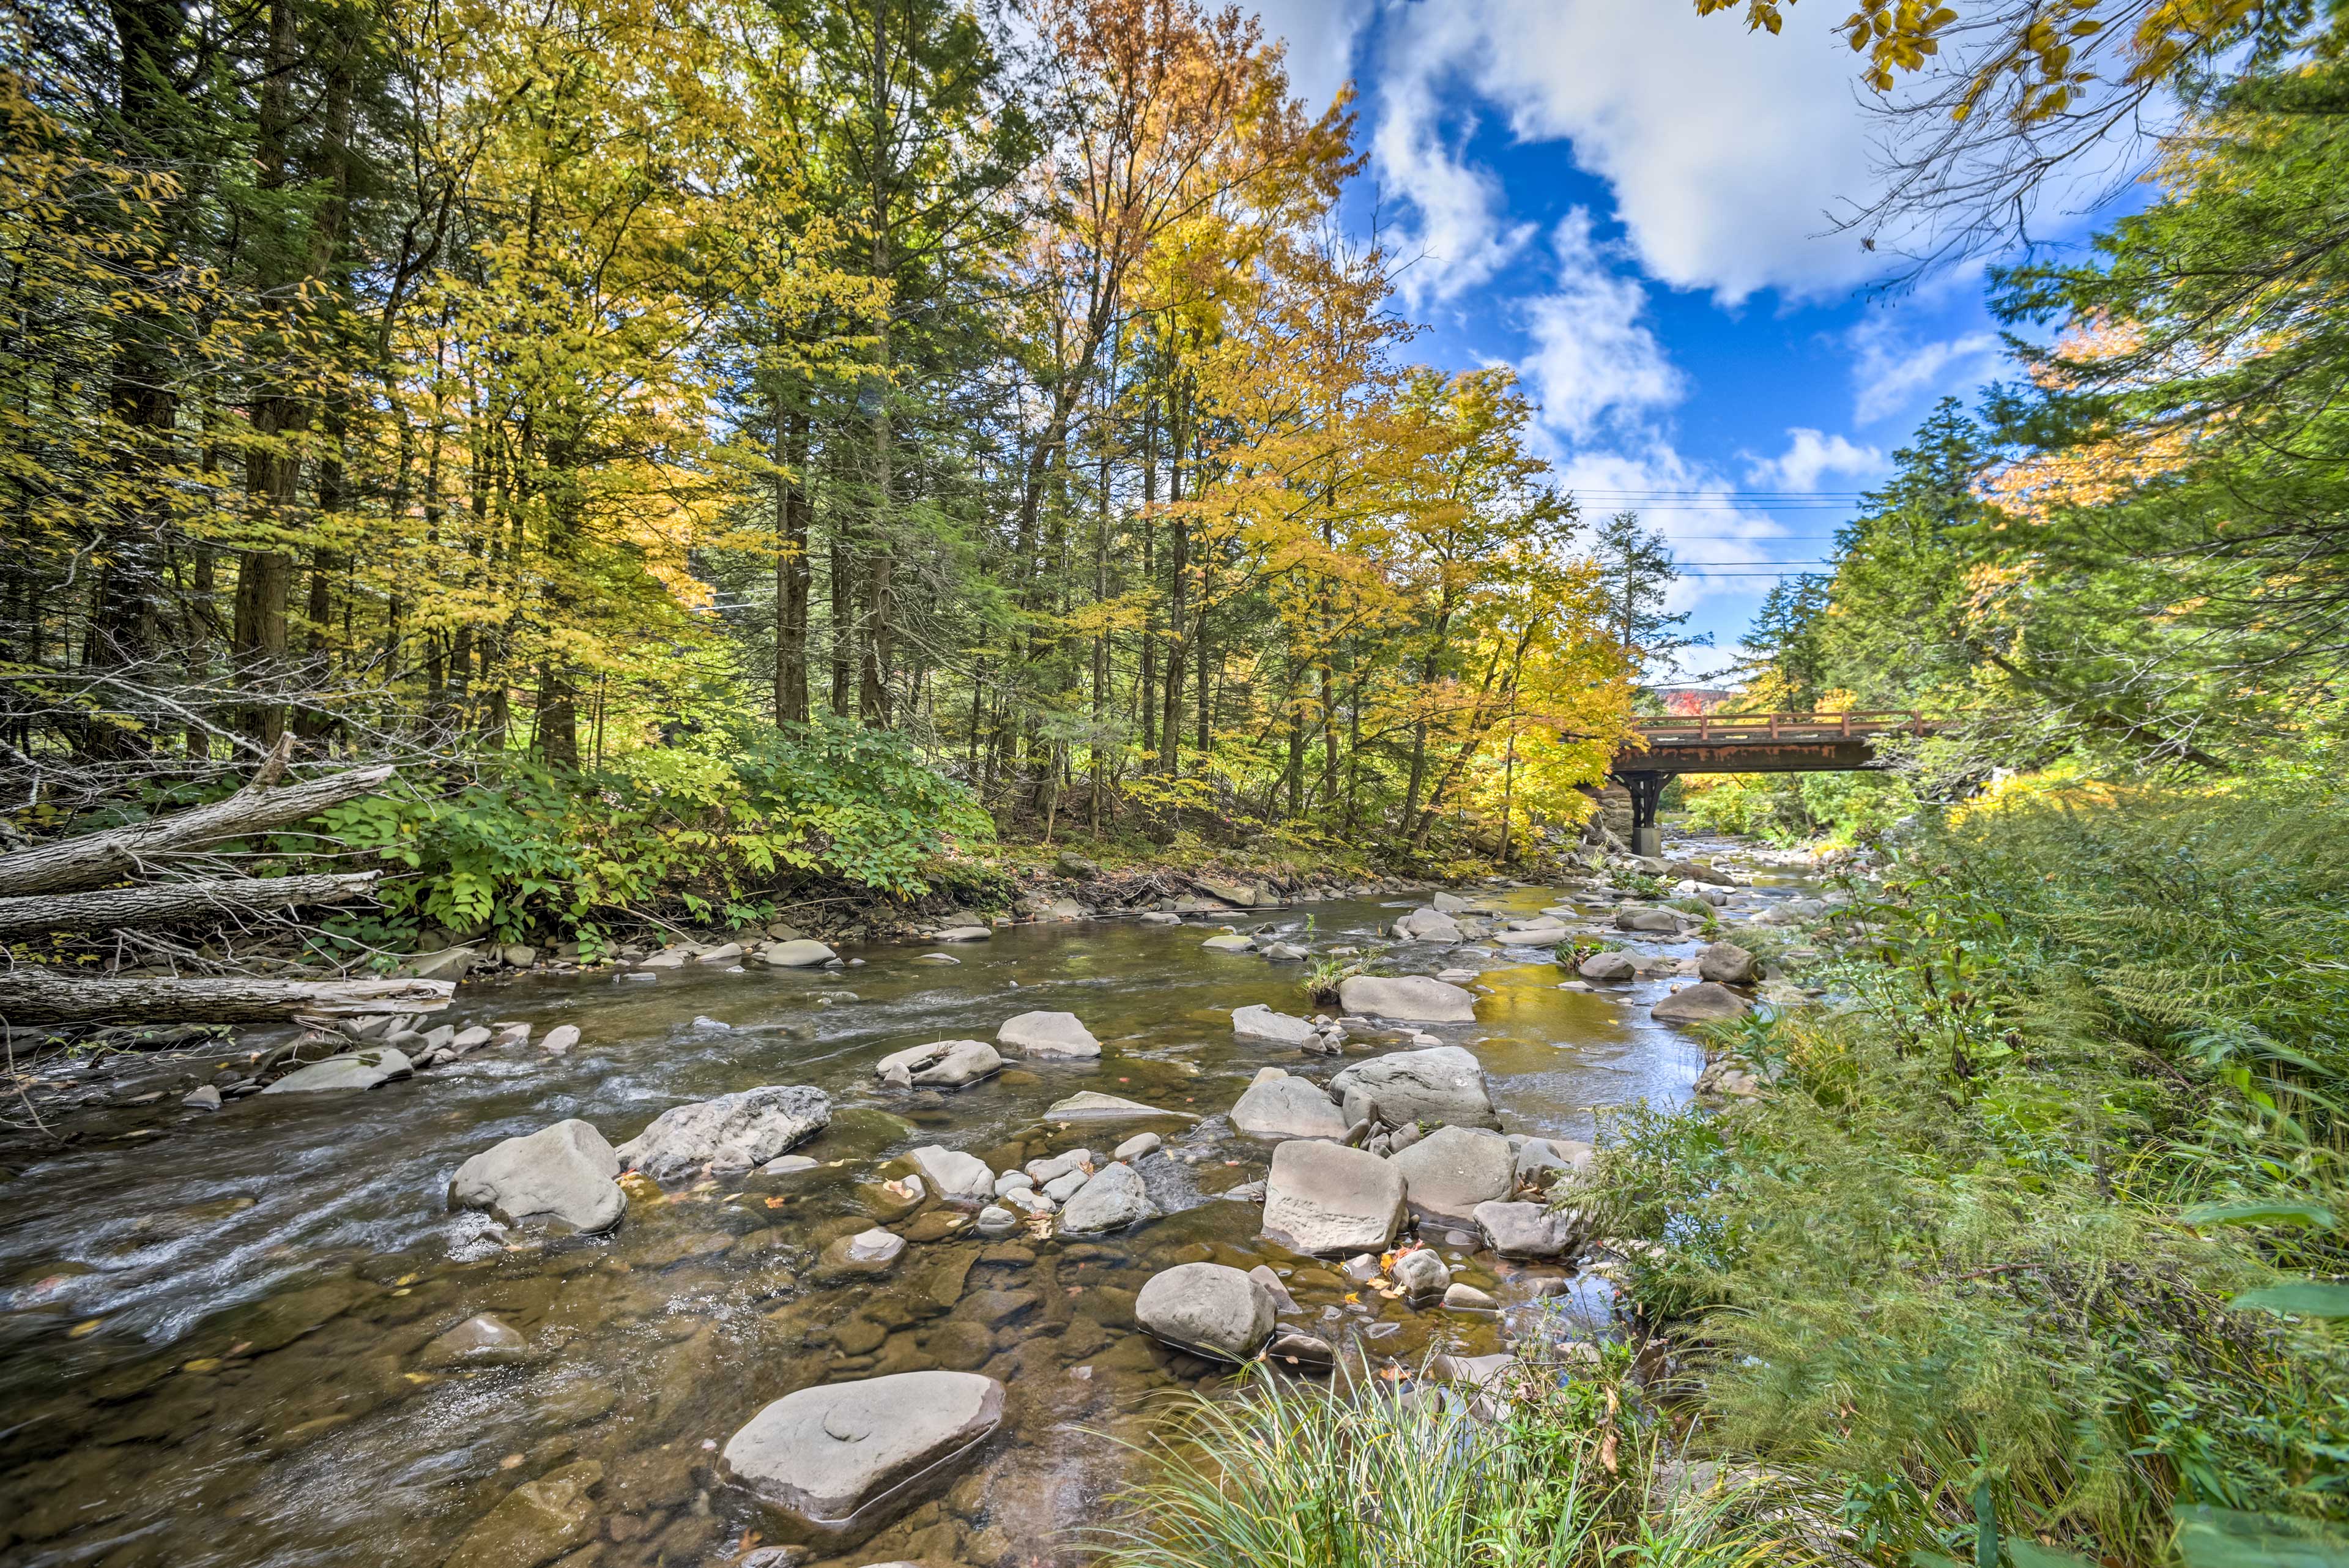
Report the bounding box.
[1093,1353,1822,1568]
[1587,780,2349,1565]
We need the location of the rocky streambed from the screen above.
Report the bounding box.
[0,835,1843,1568]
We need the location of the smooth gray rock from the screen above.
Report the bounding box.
[421,1312,527,1367]
[261,1046,414,1094]
[1328,1046,1498,1129]
[996,1010,1101,1058]
[1043,1091,1193,1120]
[1233,1003,1317,1044]
[1249,1265,1299,1313]
[1134,1261,1276,1362]
[1057,1162,1157,1234]
[1393,908,1464,943]
[1260,1139,1406,1255]
[540,1024,581,1053]
[1697,941,1759,984]
[1336,975,1477,1023]
[1200,932,1254,952]
[721,1370,1005,1525]
[908,1145,995,1202]
[401,945,478,982]
[182,1084,221,1110]
[1442,1282,1497,1311]
[1473,1200,1583,1258]
[755,938,837,968]
[1650,983,1752,1025]
[1578,951,1636,981]
[616,1084,831,1181]
[875,1038,1002,1088]
[974,1205,1019,1238]
[1387,1125,1516,1224]
[933,925,991,942]
[1615,907,1685,934]
[1042,1169,1086,1202]
[1114,1131,1162,1162]
[1514,1136,1595,1184]
[1229,1068,1349,1140]
[844,1228,905,1265]
[450,1118,623,1232]
[1391,1246,1450,1299]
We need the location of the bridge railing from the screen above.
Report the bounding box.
[1627,710,1940,745]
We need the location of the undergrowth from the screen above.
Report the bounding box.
[1588,780,2349,1565]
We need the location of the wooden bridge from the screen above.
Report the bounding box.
[1605,712,1940,855]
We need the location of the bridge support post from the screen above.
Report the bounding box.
[1613,770,1667,860]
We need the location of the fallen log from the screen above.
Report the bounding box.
[0,871,380,942]
[0,970,455,1025]
[0,735,396,899]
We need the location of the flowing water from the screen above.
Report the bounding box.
[0,838,1825,1568]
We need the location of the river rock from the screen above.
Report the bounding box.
[1233,1003,1316,1045]
[1042,1169,1086,1202]
[1058,1162,1157,1233]
[1387,1126,1516,1224]
[1230,1068,1349,1140]
[1260,1139,1406,1254]
[402,945,478,982]
[1115,1131,1161,1161]
[1249,1264,1299,1312]
[261,1046,413,1094]
[996,1010,1101,1058]
[696,942,744,965]
[1615,907,1685,934]
[1200,932,1254,952]
[182,1085,221,1110]
[1335,975,1477,1024]
[1134,1261,1276,1362]
[1391,1246,1450,1299]
[449,1118,625,1233]
[1697,941,1759,984]
[421,1312,527,1367]
[1577,951,1636,981]
[845,1228,905,1265]
[875,1038,1002,1088]
[721,1370,1004,1526]
[1669,860,1735,886]
[1196,875,1259,907]
[1513,1136,1594,1184]
[974,1205,1019,1238]
[1442,1282,1497,1311]
[1044,1091,1193,1120]
[638,948,689,970]
[1393,908,1464,943]
[617,1085,832,1181]
[1650,983,1752,1025]
[1267,1330,1335,1369]
[1473,1200,1583,1258]
[908,1145,996,1202]
[443,1459,603,1568]
[756,938,837,968]
[1431,891,1472,913]
[541,1024,581,1053]
[933,926,990,943]
[1328,1046,1498,1128]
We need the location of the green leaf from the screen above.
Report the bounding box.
[2175,1505,2349,1568]
[2182,1200,2337,1231]
[2229,1280,2349,1317]
[2008,1542,2099,1568]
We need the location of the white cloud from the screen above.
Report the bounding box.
[1744,428,1883,491]
[1246,0,1368,121]
[1373,65,1535,309]
[1849,314,2005,424]
[1518,211,1681,442]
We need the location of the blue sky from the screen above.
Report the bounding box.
[1241,0,2098,682]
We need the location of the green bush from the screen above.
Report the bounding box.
[1682,771,1916,846]
[313,718,992,951]
[1587,781,2349,1564]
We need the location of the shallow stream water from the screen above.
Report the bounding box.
[0,834,1822,1568]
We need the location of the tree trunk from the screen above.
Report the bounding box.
[775,407,811,724]
[0,972,455,1025]
[0,871,379,941]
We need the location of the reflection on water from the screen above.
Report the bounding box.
[0,843,1814,1567]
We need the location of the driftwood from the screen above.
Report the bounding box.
[0,871,380,942]
[0,971,455,1025]
[0,735,395,899]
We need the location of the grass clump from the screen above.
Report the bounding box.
[1094,1353,1824,1568]
[1587,779,2349,1566]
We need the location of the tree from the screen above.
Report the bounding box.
[1590,510,1703,686]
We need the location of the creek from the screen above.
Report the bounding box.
[0,834,1824,1568]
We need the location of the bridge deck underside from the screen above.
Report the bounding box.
[1609,738,1882,775]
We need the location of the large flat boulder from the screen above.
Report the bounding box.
[1387,1125,1516,1224]
[262,1046,413,1094]
[1044,1091,1195,1120]
[1229,1068,1348,1140]
[1650,983,1751,1025]
[617,1085,831,1181]
[1329,1046,1498,1129]
[875,1039,1001,1088]
[449,1118,624,1233]
[996,1010,1101,1058]
[754,938,837,968]
[1057,1162,1157,1233]
[1134,1262,1276,1362]
[1260,1139,1405,1255]
[1615,907,1685,934]
[1337,975,1476,1023]
[1200,932,1254,952]
[1578,951,1636,981]
[721,1370,1004,1526]
[1233,1003,1316,1044]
